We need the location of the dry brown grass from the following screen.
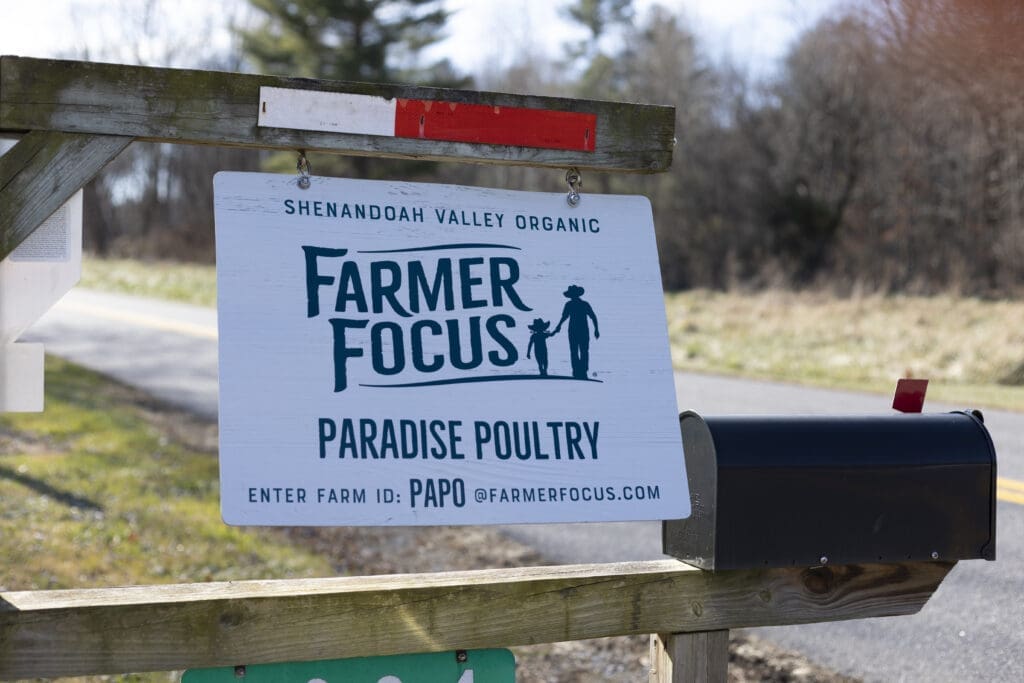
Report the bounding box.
[666,290,1024,411]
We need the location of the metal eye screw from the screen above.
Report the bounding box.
[565,168,582,207]
[297,151,312,189]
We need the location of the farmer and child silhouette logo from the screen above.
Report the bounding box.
[527,284,600,380]
[307,251,604,389]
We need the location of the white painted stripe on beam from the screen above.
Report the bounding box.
[257,86,397,137]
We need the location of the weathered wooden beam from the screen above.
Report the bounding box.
[0,559,954,678]
[650,631,730,683]
[0,56,674,173]
[0,130,131,260]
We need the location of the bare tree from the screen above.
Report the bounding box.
[66,0,260,260]
[865,0,1024,292]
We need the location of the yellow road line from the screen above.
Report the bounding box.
[998,488,1024,506]
[60,301,218,340]
[998,478,1024,506]
[999,477,1024,493]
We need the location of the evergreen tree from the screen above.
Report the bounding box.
[561,0,634,99]
[564,0,633,52]
[237,0,467,178]
[239,0,457,84]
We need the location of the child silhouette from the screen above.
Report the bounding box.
[526,318,556,376]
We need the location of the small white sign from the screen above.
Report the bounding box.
[214,172,688,525]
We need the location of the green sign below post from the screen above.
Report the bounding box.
[182,649,515,683]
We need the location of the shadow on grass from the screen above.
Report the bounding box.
[0,464,103,512]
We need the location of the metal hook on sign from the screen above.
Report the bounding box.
[565,168,582,207]
[296,151,312,189]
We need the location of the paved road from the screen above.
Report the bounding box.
[23,288,1024,682]
[25,289,220,418]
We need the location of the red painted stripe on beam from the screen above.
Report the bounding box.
[394,99,596,152]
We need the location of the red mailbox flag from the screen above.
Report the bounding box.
[893,378,929,413]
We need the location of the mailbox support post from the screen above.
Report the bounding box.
[650,631,729,683]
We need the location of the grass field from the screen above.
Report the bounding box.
[81,257,1024,411]
[0,358,339,680]
[0,357,335,594]
[665,289,1024,410]
[82,257,218,308]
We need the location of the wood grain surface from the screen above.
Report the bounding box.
[650,631,730,683]
[0,56,675,173]
[0,559,955,678]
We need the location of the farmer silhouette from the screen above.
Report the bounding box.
[554,284,599,379]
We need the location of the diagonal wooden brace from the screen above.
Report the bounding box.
[0,131,131,261]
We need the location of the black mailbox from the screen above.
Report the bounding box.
[663,410,996,570]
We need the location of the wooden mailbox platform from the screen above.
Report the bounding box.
[0,559,954,678]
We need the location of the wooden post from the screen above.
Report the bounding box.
[650,631,729,683]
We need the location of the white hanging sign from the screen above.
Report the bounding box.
[214,172,688,525]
